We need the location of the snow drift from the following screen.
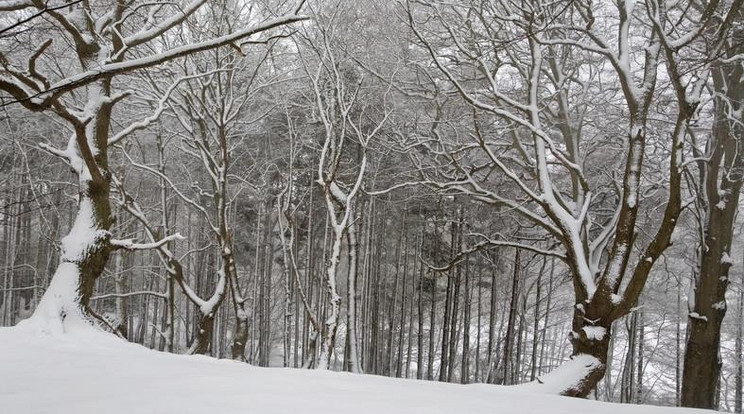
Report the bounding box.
[0,326,703,414]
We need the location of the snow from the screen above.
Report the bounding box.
[582,326,607,341]
[689,312,708,322]
[712,301,726,310]
[199,270,226,314]
[111,233,185,251]
[0,327,708,414]
[18,263,88,335]
[60,198,109,262]
[517,354,602,395]
[43,13,309,98]
[605,243,629,287]
[721,252,733,265]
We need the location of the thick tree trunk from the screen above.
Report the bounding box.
[681,201,733,408]
[25,178,113,333]
[682,55,743,409]
[189,312,216,355]
[561,316,612,398]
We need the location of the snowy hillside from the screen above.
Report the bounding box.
[0,327,703,414]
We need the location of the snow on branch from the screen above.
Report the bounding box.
[107,69,227,147]
[720,54,744,64]
[0,1,34,12]
[91,291,168,300]
[117,0,208,56]
[516,354,604,395]
[111,233,185,251]
[4,12,308,107]
[423,232,566,273]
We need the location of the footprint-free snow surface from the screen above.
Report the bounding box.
[0,326,703,414]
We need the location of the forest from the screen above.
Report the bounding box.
[0,0,743,412]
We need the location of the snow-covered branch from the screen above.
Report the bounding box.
[6,13,308,106]
[111,233,186,251]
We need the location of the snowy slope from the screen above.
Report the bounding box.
[0,326,702,414]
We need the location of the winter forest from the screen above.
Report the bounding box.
[0,0,742,413]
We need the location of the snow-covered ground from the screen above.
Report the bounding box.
[0,326,702,414]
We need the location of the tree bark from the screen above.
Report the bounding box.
[682,49,744,409]
[502,248,520,385]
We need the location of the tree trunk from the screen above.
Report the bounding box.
[26,179,113,333]
[346,203,362,373]
[530,258,545,381]
[396,225,410,378]
[461,253,471,384]
[736,273,743,413]
[189,310,216,355]
[486,252,499,383]
[447,236,462,383]
[682,54,743,409]
[317,224,343,370]
[636,309,645,404]
[417,232,425,380]
[502,248,520,385]
[562,316,612,398]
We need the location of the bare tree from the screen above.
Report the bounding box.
[298,2,392,370]
[401,0,742,396]
[677,5,744,408]
[0,1,306,333]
